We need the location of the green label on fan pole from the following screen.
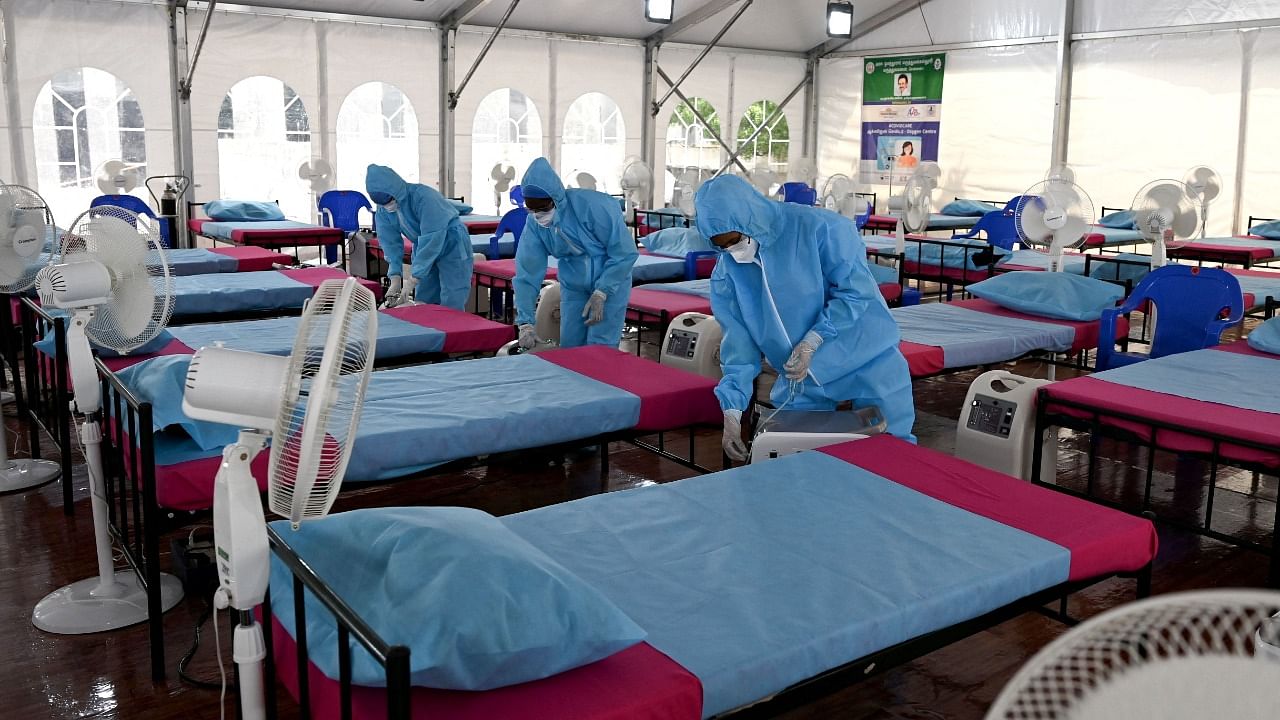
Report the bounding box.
[860,53,945,187]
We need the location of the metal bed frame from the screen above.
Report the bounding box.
[17,298,75,514]
[868,234,999,300]
[1031,374,1280,588]
[187,201,348,269]
[260,507,1152,720]
[94,356,720,680]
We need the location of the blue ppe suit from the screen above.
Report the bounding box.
[514,158,638,348]
[366,165,474,310]
[696,175,916,441]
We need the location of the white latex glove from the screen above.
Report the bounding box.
[381,275,404,309]
[401,273,418,302]
[582,290,607,326]
[518,324,538,350]
[782,331,823,381]
[722,409,748,462]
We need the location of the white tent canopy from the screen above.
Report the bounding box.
[3,0,1279,236]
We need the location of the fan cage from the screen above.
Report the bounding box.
[0,184,57,293]
[268,279,377,522]
[1131,180,1199,248]
[987,591,1280,720]
[1014,181,1095,254]
[57,204,173,352]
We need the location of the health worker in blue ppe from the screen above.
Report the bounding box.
[696,175,915,460]
[514,158,638,349]
[366,164,474,310]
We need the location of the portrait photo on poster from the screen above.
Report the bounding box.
[876,136,922,171]
[894,72,912,97]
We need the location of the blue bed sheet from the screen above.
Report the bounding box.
[144,355,642,478]
[884,212,980,230]
[997,250,1087,274]
[170,313,443,359]
[893,303,1077,368]
[471,233,518,258]
[635,279,711,298]
[1237,274,1280,308]
[172,271,313,317]
[1091,349,1280,415]
[163,248,238,276]
[200,220,319,240]
[547,254,686,283]
[1087,226,1144,246]
[862,234,1005,270]
[502,451,1070,718]
[1182,236,1280,259]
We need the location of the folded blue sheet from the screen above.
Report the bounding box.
[940,199,1001,217]
[503,450,1070,718]
[996,250,1087,274]
[172,271,313,317]
[201,220,317,241]
[1097,210,1138,230]
[642,227,713,258]
[163,248,238,276]
[170,313,443,359]
[893,303,1077,368]
[141,355,643,476]
[635,279,711,298]
[204,199,286,222]
[1092,348,1280,414]
[1248,318,1280,354]
[1249,220,1280,240]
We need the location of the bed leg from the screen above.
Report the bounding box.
[387,646,412,720]
[1270,502,1280,589]
[1138,511,1156,598]
[598,441,610,494]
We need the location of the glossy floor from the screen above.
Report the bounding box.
[0,357,1272,719]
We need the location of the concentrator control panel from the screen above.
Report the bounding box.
[665,329,698,359]
[966,394,1017,437]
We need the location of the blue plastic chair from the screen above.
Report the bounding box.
[1096,265,1244,371]
[90,194,169,247]
[509,185,524,209]
[952,209,1020,251]
[489,206,528,259]
[779,182,817,206]
[318,190,373,264]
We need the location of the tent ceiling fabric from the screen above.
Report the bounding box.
[205,0,909,53]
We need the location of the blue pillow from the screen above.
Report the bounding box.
[642,226,713,258]
[940,199,1000,217]
[268,506,646,690]
[114,355,240,451]
[1098,210,1138,230]
[1248,220,1280,240]
[968,271,1124,321]
[204,199,286,222]
[449,199,474,215]
[1248,317,1280,355]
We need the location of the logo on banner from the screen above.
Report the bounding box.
[865,62,875,74]
[934,58,943,70]
[908,107,920,117]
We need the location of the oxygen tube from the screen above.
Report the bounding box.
[754,254,821,429]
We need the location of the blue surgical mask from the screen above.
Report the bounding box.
[533,209,556,228]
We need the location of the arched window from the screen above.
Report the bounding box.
[561,92,625,195]
[216,76,313,221]
[337,82,419,191]
[33,67,146,224]
[471,88,542,215]
[737,100,789,177]
[664,97,721,204]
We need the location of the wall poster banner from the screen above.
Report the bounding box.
[859,53,945,187]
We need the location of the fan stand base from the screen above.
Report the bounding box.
[0,460,60,493]
[32,572,183,635]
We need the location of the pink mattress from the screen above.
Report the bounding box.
[187,218,209,233]
[462,219,501,235]
[539,346,722,432]
[1170,236,1276,263]
[279,268,380,298]
[625,288,711,321]
[230,225,343,247]
[1042,341,1280,468]
[209,246,292,271]
[472,258,555,289]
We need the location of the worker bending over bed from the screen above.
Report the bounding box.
[514,158,638,348]
[696,175,915,460]
[366,164,474,310]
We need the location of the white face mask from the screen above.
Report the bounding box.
[533,208,557,228]
[726,236,758,264]
[381,198,399,213]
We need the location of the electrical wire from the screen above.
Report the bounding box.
[215,607,227,720]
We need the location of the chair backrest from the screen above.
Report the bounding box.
[1136,265,1244,359]
[317,189,372,233]
[971,210,1020,251]
[779,182,817,206]
[90,194,169,246]
[494,206,528,250]
[509,185,524,208]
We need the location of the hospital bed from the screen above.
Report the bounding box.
[460,214,504,236]
[94,345,722,679]
[894,298,1125,378]
[1033,341,1280,586]
[84,305,514,373]
[864,212,982,233]
[162,246,291,275]
[261,435,1156,720]
[188,201,346,266]
[865,233,1001,298]
[633,208,690,239]
[1168,235,1280,269]
[167,267,380,323]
